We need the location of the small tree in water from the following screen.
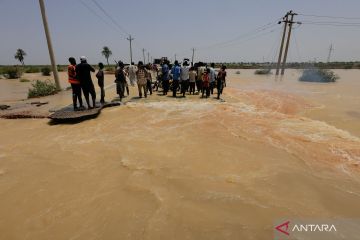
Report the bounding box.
[14,49,26,66]
[101,46,112,66]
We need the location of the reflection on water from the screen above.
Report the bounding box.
[0,69,359,239]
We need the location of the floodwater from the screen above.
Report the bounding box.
[0,69,359,239]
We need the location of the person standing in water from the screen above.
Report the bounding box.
[76,56,96,109]
[68,57,84,111]
[136,61,148,98]
[115,61,127,101]
[96,62,105,104]
[216,65,227,99]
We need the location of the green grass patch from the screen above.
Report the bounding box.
[28,80,59,98]
[20,78,30,82]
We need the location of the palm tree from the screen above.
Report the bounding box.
[14,49,26,65]
[101,46,112,66]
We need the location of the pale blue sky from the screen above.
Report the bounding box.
[1,0,360,65]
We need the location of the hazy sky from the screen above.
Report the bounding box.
[1,0,360,65]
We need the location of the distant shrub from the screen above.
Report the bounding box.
[41,67,51,76]
[105,67,115,74]
[25,66,40,73]
[344,65,353,70]
[255,69,272,75]
[3,66,22,79]
[299,69,338,83]
[57,65,66,72]
[235,70,241,74]
[28,80,59,98]
[20,78,30,82]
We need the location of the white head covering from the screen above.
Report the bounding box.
[80,56,87,62]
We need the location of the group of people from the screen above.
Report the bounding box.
[157,60,227,99]
[67,56,227,111]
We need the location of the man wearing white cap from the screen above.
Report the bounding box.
[76,56,96,109]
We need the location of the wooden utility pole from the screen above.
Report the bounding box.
[276,13,289,75]
[147,52,150,64]
[127,35,134,64]
[191,48,195,66]
[281,11,297,75]
[39,0,60,90]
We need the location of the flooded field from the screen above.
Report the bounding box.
[0,69,359,239]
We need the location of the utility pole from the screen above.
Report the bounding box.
[142,48,146,64]
[327,44,334,63]
[174,54,177,62]
[39,0,60,90]
[127,35,134,64]
[281,11,296,75]
[147,52,150,64]
[276,13,289,75]
[191,48,195,66]
[280,11,300,75]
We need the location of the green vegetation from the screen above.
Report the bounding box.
[57,65,66,72]
[14,49,26,65]
[28,80,59,98]
[235,70,241,74]
[255,69,272,75]
[41,67,51,76]
[299,69,338,83]
[101,46,112,66]
[25,66,40,73]
[20,78,30,82]
[2,66,22,79]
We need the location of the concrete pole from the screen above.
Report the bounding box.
[39,0,61,90]
[276,13,289,75]
[281,13,295,75]
[127,35,134,64]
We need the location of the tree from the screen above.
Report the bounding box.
[101,46,112,66]
[14,49,26,65]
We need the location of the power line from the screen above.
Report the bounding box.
[198,21,280,50]
[299,13,360,20]
[90,0,130,37]
[79,0,113,29]
[218,26,281,49]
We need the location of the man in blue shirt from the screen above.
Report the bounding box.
[171,60,181,97]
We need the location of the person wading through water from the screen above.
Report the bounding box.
[115,61,127,101]
[76,56,96,109]
[68,57,84,111]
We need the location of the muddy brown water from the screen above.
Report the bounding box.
[0,70,359,239]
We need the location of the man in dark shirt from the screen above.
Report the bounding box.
[76,56,96,109]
